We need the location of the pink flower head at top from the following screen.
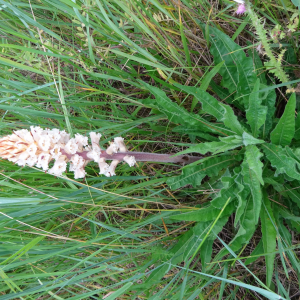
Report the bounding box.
[234,0,246,15]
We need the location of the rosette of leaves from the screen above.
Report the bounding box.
[140,25,300,293]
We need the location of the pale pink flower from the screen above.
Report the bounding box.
[114,137,127,152]
[48,157,67,176]
[105,159,119,177]
[65,138,78,154]
[98,157,109,175]
[236,3,246,15]
[106,142,118,155]
[74,168,86,179]
[123,155,136,167]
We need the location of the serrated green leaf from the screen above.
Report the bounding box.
[245,145,264,185]
[241,160,262,225]
[260,192,277,287]
[262,143,300,180]
[176,136,243,156]
[174,83,244,135]
[211,174,240,209]
[227,195,258,252]
[242,132,265,146]
[270,93,296,146]
[140,81,233,136]
[202,24,256,106]
[167,155,242,189]
[246,79,268,137]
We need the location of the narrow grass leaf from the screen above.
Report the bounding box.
[0,56,50,76]
[104,282,133,300]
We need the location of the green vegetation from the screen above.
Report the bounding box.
[1,0,300,299]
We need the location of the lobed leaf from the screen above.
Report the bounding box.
[262,143,300,180]
[141,81,233,136]
[175,84,244,135]
[214,194,258,257]
[175,136,244,156]
[167,154,242,189]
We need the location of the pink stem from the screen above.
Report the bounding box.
[62,150,202,164]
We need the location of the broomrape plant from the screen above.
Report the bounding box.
[0,126,202,178]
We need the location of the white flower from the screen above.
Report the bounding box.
[123,155,136,167]
[36,152,51,170]
[87,148,101,163]
[90,132,101,146]
[114,137,127,152]
[14,129,34,144]
[233,0,244,3]
[16,151,30,166]
[30,126,44,142]
[26,155,38,167]
[26,143,38,156]
[98,157,109,175]
[75,133,88,152]
[106,142,118,155]
[74,167,86,179]
[38,135,51,151]
[48,157,67,176]
[47,128,61,144]
[65,138,78,154]
[105,159,119,177]
[70,154,85,169]
[50,144,62,160]
[59,130,70,144]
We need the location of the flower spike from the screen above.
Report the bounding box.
[0,127,203,179]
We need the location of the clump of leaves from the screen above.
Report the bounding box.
[141,25,300,296]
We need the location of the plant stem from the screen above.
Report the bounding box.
[62,150,203,164]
